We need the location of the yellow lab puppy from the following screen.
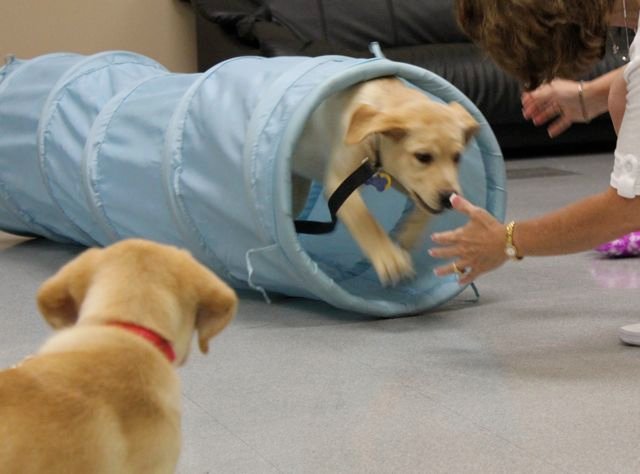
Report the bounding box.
[0,239,237,474]
[292,77,478,286]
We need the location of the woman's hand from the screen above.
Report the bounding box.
[429,194,508,285]
[521,79,588,138]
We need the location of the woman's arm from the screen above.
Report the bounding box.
[512,187,640,255]
[430,188,640,285]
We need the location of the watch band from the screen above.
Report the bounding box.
[505,221,523,260]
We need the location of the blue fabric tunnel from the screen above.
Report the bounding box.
[0,52,167,244]
[0,52,506,316]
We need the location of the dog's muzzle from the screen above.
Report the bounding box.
[440,191,456,210]
[412,191,456,214]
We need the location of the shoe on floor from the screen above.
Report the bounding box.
[619,323,640,346]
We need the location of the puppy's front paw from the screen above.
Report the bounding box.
[371,243,415,286]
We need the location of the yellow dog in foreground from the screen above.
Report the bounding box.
[0,239,237,473]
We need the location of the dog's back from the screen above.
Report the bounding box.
[0,326,180,474]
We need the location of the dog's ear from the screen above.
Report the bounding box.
[195,268,237,354]
[345,104,407,145]
[448,102,480,144]
[36,248,102,329]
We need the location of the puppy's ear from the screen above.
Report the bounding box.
[448,102,480,144]
[345,104,407,145]
[195,268,237,354]
[36,248,102,329]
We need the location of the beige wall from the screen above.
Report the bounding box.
[0,0,197,72]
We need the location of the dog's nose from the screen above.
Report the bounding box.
[440,191,456,209]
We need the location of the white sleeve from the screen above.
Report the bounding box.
[611,54,640,198]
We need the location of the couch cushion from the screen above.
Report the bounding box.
[193,0,469,48]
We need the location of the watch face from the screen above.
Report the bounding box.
[506,246,516,257]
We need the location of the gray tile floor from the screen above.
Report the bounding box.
[1,152,639,473]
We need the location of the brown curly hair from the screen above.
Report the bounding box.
[454,0,616,89]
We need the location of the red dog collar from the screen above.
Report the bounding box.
[109,322,176,363]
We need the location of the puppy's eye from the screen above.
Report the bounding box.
[415,153,433,164]
[453,153,461,164]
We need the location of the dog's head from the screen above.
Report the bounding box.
[36,239,237,365]
[345,92,479,214]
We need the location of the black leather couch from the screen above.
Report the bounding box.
[189,0,628,156]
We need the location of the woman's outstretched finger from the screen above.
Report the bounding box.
[431,228,462,244]
[431,195,477,243]
[428,246,460,259]
[448,193,478,216]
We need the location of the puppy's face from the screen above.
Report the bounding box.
[346,96,479,214]
[36,239,237,365]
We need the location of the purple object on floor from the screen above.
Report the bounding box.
[595,231,640,257]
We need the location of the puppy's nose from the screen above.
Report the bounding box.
[440,191,456,209]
